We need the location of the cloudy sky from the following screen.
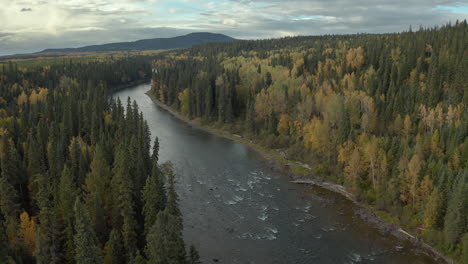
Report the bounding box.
[0,0,467,55]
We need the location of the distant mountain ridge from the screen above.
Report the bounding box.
[39,32,236,53]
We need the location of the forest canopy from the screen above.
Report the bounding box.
[0,55,199,263]
[150,22,468,262]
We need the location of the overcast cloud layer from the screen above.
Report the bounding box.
[0,0,467,55]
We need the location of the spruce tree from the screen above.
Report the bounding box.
[161,162,186,263]
[152,137,160,165]
[103,229,125,264]
[0,219,11,263]
[145,211,167,264]
[57,166,77,262]
[131,250,147,264]
[142,161,167,235]
[112,146,138,260]
[85,144,112,242]
[35,173,60,264]
[444,171,468,245]
[0,175,19,246]
[73,198,102,264]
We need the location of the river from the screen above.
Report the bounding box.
[113,83,437,264]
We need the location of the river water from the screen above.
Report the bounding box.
[113,83,436,264]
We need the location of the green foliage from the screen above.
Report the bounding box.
[0,219,11,263]
[444,171,468,246]
[462,233,468,264]
[0,55,190,263]
[74,198,102,264]
[151,21,468,261]
[104,229,125,264]
[142,161,167,234]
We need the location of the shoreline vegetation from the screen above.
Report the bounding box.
[146,89,451,264]
[148,23,467,263]
[0,56,197,264]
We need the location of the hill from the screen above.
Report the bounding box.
[0,32,236,60]
[40,32,236,53]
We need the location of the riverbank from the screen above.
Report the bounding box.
[111,78,151,93]
[146,91,451,264]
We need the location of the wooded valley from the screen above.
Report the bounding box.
[0,56,200,263]
[150,22,468,262]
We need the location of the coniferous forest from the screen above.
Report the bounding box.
[150,22,468,261]
[0,57,199,263]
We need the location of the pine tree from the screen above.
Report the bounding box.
[145,211,167,264]
[165,212,187,264]
[103,229,125,264]
[73,198,102,264]
[0,175,19,246]
[35,173,60,264]
[142,161,166,235]
[0,137,22,191]
[146,174,186,264]
[152,137,160,165]
[131,250,147,264]
[111,146,138,259]
[462,233,468,264]
[444,171,468,245]
[85,144,111,242]
[57,166,78,262]
[162,162,186,263]
[162,162,182,225]
[0,219,11,263]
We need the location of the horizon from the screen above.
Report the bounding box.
[1,0,467,56]
[2,22,467,57]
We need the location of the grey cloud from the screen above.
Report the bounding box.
[1,0,467,55]
[20,8,32,12]
[0,27,193,56]
[205,0,468,38]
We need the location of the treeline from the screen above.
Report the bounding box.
[1,55,152,91]
[151,22,468,261]
[0,57,200,263]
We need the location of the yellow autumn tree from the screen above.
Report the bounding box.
[346,47,365,69]
[430,130,443,157]
[419,175,434,207]
[363,136,379,190]
[400,154,422,209]
[29,88,48,105]
[402,114,412,139]
[344,148,362,194]
[17,91,28,105]
[254,88,271,122]
[277,114,290,136]
[20,211,36,255]
[423,187,442,229]
[178,88,190,116]
[303,117,330,155]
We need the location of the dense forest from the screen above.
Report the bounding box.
[0,57,200,263]
[150,22,468,262]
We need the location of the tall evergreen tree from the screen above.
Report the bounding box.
[0,219,11,263]
[103,229,125,264]
[73,198,102,264]
[142,161,166,235]
[57,166,78,262]
[444,171,468,245]
[112,146,138,260]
